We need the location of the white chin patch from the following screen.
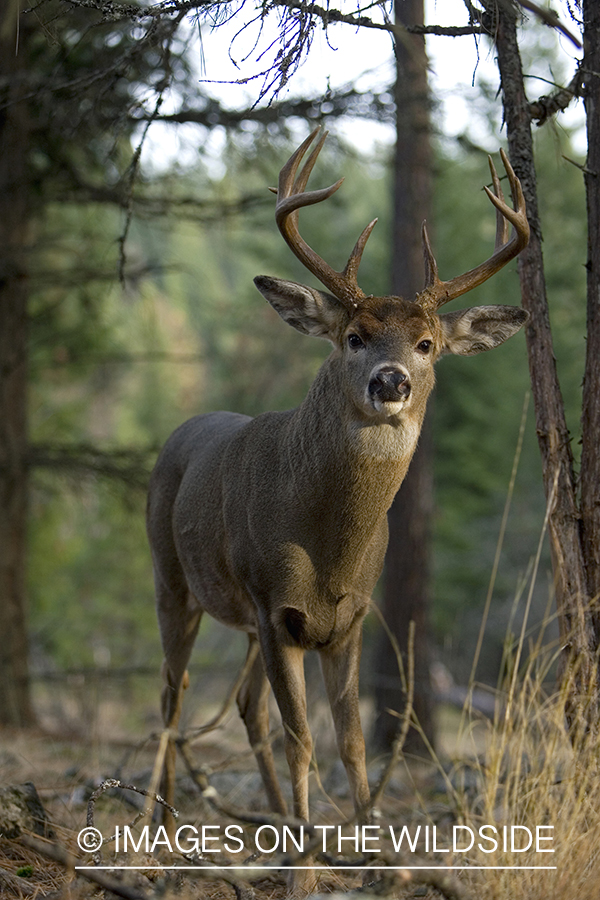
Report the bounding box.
[372,399,407,417]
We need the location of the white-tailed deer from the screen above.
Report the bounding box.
[147,129,529,882]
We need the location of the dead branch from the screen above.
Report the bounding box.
[562,154,594,175]
[176,737,309,831]
[147,86,394,128]
[186,640,260,741]
[348,849,476,900]
[368,620,415,812]
[405,866,475,900]
[0,865,37,896]
[46,0,485,36]
[86,778,179,831]
[21,807,254,900]
[516,0,582,48]
[529,64,585,124]
[265,1,484,37]
[207,727,284,773]
[40,351,205,369]
[181,857,256,900]
[17,833,149,900]
[48,0,217,24]
[46,185,270,219]
[27,442,155,489]
[117,66,170,286]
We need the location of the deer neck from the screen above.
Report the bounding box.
[282,355,424,592]
[291,353,423,469]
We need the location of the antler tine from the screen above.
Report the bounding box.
[273,128,376,311]
[417,149,529,312]
[488,154,509,251]
[421,221,441,291]
[344,218,379,282]
[291,129,329,195]
[483,148,527,244]
[276,129,341,210]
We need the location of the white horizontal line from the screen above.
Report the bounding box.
[75,865,557,871]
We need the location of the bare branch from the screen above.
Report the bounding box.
[516,0,582,48]
[40,350,204,368]
[409,868,476,900]
[86,777,179,831]
[0,867,36,896]
[27,0,484,36]
[17,834,149,900]
[177,736,310,830]
[368,620,415,811]
[562,154,594,175]
[145,85,395,128]
[265,1,484,36]
[28,442,155,489]
[528,64,585,124]
[186,640,260,740]
[34,0,211,25]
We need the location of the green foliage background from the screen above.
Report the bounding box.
[27,122,587,689]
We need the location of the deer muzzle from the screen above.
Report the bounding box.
[368,365,411,413]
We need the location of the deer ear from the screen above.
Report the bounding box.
[254,276,348,340]
[439,305,528,356]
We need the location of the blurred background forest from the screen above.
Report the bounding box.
[0,0,588,748]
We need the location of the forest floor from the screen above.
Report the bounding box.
[0,669,483,900]
[2,666,587,900]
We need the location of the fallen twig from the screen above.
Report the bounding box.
[186,639,260,741]
[368,620,415,812]
[410,867,475,900]
[176,737,308,831]
[86,778,178,831]
[0,865,37,896]
[18,833,149,900]
[184,858,256,900]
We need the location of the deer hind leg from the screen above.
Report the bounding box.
[157,581,202,841]
[237,634,288,815]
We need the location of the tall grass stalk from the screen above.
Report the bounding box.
[452,476,600,899]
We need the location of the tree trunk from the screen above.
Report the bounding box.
[0,6,35,726]
[581,0,600,643]
[493,5,598,726]
[372,0,435,755]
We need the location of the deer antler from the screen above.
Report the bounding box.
[417,149,529,311]
[272,128,378,312]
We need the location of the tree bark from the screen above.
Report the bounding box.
[0,6,35,726]
[580,0,600,642]
[493,5,598,724]
[372,0,435,755]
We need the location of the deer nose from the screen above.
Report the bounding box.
[369,366,411,402]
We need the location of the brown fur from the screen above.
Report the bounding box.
[147,136,529,897]
[147,283,527,887]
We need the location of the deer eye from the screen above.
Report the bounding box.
[417,339,432,354]
[347,333,365,350]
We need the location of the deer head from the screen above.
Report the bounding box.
[254,128,529,429]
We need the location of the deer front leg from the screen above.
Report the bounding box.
[259,627,317,896]
[260,629,311,820]
[319,619,371,822]
[237,633,288,816]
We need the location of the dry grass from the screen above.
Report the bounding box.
[449,655,600,900]
[2,658,600,900]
